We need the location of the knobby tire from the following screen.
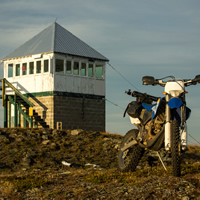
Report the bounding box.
[118,129,144,172]
[171,120,181,177]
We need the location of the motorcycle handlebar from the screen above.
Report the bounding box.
[143,75,200,87]
[125,90,159,102]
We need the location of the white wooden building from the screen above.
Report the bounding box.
[1,22,109,131]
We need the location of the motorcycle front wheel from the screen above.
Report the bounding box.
[117,129,144,172]
[171,120,181,177]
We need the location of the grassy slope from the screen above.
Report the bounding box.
[0,128,199,199]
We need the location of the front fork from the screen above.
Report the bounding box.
[180,105,187,151]
[165,94,171,151]
[164,94,187,151]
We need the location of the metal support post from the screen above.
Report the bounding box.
[2,79,5,106]
[9,101,11,127]
[14,94,17,127]
[30,116,33,128]
[17,103,21,127]
[3,95,7,128]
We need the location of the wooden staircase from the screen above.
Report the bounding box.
[0,78,49,129]
[33,110,49,129]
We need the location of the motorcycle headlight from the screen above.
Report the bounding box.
[169,90,182,97]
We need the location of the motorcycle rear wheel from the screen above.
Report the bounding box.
[171,120,181,177]
[118,129,144,172]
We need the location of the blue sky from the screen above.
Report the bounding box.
[0,0,200,145]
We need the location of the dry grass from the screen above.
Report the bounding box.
[0,161,199,199]
[0,128,199,199]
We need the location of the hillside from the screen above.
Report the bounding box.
[0,128,199,199]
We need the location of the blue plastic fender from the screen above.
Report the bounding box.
[142,98,162,119]
[168,97,183,109]
[142,103,155,111]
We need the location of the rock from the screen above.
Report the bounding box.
[52,129,60,136]
[103,137,110,141]
[62,161,71,166]
[50,142,59,150]
[182,196,190,200]
[0,135,10,144]
[114,144,120,149]
[22,156,32,167]
[42,135,48,140]
[50,142,57,147]
[15,135,24,142]
[71,129,83,135]
[42,140,50,145]
[85,163,100,168]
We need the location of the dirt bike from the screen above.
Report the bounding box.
[117,75,200,176]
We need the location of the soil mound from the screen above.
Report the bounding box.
[0,128,122,171]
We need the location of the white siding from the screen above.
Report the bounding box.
[54,75,105,96]
[3,53,105,96]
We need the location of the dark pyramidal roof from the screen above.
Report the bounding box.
[3,22,108,61]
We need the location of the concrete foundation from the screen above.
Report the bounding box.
[27,93,105,131]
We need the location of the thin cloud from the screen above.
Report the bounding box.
[0,0,200,142]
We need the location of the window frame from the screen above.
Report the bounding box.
[73,61,80,76]
[88,63,94,77]
[81,62,87,76]
[95,64,104,79]
[36,60,41,74]
[66,60,72,74]
[22,63,27,76]
[8,63,13,78]
[15,64,20,76]
[29,61,34,75]
[55,59,64,74]
[44,59,49,73]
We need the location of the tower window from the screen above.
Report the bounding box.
[8,64,13,77]
[22,63,27,75]
[88,64,93,77]
[81,63,86,76]
[15,64,20,76]
[73,62,79,75]
[44,60,49,72]
[56,59,64,73]
[36,61,41,73]
[66,60,72,74]
[95,65,103,78]
[29,62,34,74]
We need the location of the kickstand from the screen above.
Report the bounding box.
[157,151,167,171]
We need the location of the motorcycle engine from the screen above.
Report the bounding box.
[138,100,165,143]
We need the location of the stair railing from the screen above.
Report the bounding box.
[1,78,34,107]
[0,78,34,128]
